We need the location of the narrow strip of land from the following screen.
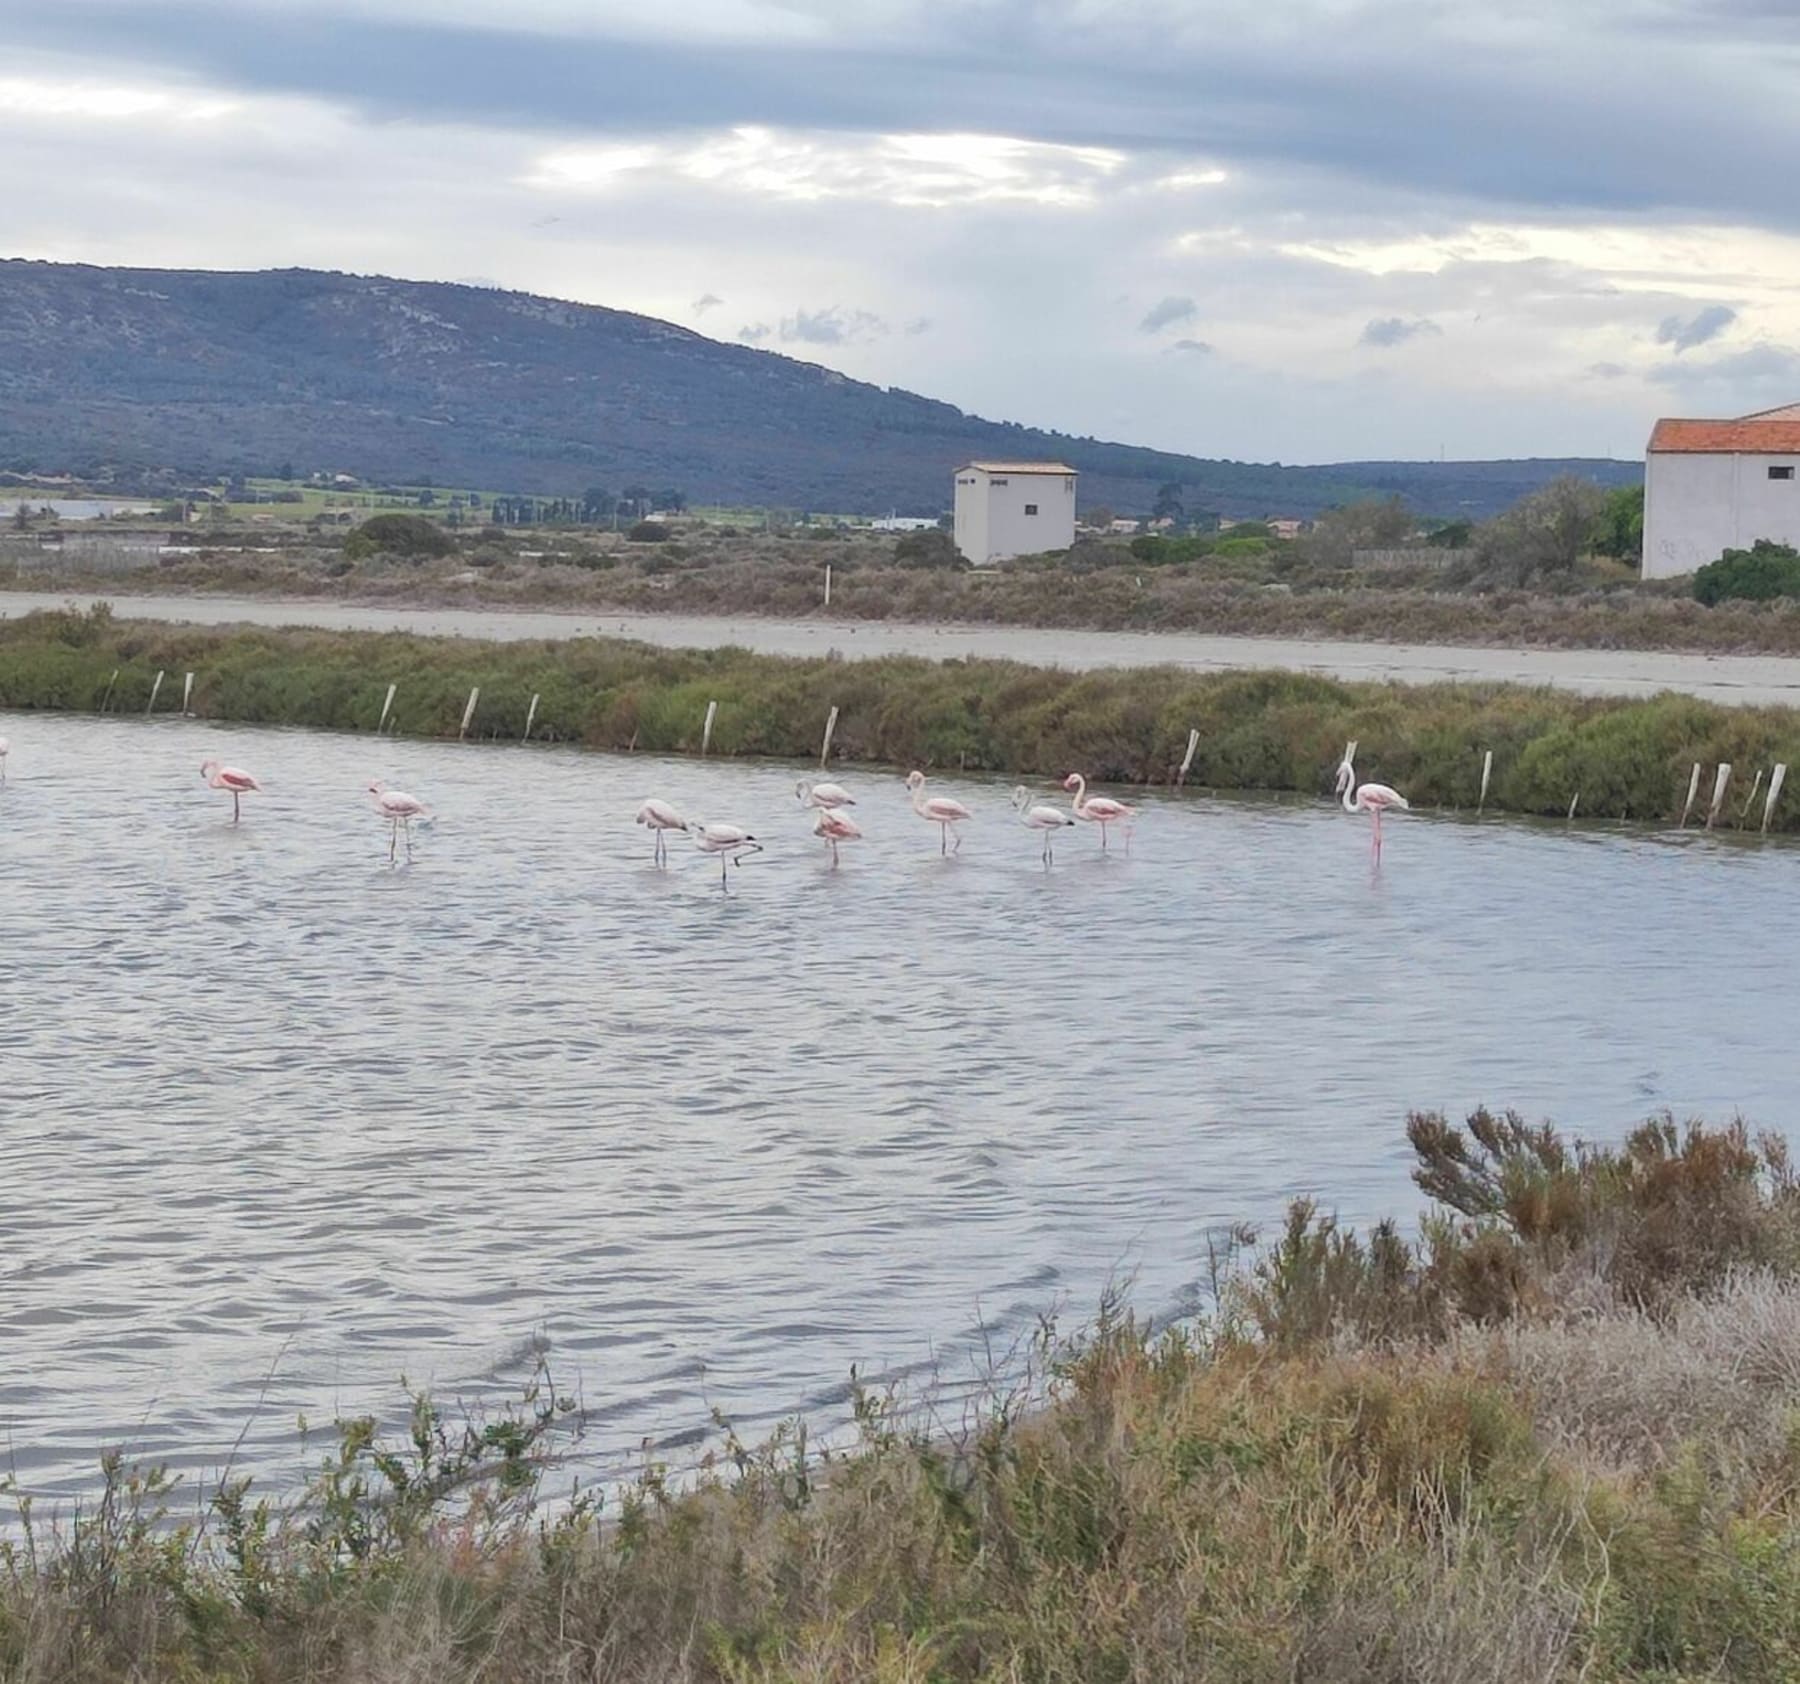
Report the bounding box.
[5,588,1800,707]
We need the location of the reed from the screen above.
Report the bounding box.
[8,1112,1800,1682]
[9,604,1800,827]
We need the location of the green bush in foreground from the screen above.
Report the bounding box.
[1694,538,1800,605]
[7,1113,1800,1681]
[4,604,1800,827]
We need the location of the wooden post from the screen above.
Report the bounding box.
[1706,762,1731,829]
[1567,791,1580,821]
[1178,728,1200,786]
[701,699,718,756]
[820,705,839,767]
[460,686,480,741]
[1478,749,1493,814]
[523,693,540,742]
[181,672,194,716]
[146,670,165,716]
[378,683,397,733]
[99,668,119,714]
[1763,764,1788,834]
[823,563,832,608]
[1680,762,1701,828]
[1741,767,1765,820]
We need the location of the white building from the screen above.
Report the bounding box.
[1643,405,1800,578]
[952,461,1077,565]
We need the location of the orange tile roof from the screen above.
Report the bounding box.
[1649,417,1800,453]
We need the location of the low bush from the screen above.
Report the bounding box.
[1694,538,1800,605]
[626,519,671,543]
[342,512,456,562]
[7,606,1800,827]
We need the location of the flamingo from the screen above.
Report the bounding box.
[905,770,971,855]
[1062,773,1135,851]
[691,821,762,889]
[200,758,261,824]
[367,780,430,863]
[795,779,854,810]
[1335,739,1409,862]
[635,797,688,866]
[811,806,862,866]
[1012,785,1075,864]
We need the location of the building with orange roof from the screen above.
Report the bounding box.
[1644,405,1800,577]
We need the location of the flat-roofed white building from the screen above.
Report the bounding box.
[1644,405,1800,578]
[952,461,1077,565]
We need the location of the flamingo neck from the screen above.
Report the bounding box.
[1067,774,1087,812]
[1340,767,1359,812]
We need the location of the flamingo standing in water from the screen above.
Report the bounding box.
[368,780,430,863]
[1011,785,1075,864]
[635,798,688,866]
[1063,773,1135,851]
[200,758,261,824]
[795,779,854,810]
[691,821,762,889]
[905,770,971,854]
[1335,740,1409,862]
[811,807,862,866]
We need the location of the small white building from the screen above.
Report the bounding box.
[1644,405,1800,578]
[952,461,1077,565]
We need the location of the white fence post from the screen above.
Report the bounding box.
[378,683,397,733]
[1680,762,1701,827]
[460,687,480,741]
[1706,762,1732,829]
[820,704,839,767]
[1764,764,1788,834]
[145,670,165,716]
[701,699,718,756]
[1478,749,1493,814]
[523,693,540,742]
[1178,729,1200,786]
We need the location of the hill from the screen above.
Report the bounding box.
[0,261,1641,518]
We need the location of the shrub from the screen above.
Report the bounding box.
[893,528,962,569]
[343,512,456,562]
[1694,539,1800,605]
[626,519,671,543]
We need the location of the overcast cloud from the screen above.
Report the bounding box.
[4,0,1796,461]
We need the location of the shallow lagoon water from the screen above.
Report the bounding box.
[2,708,1795,1507]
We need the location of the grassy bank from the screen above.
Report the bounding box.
[5,604,1800,828]
[9,1110,1800,1682]
[15,544,1800,656]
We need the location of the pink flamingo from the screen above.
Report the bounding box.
[795,779,854,810]
[367,780,430,863]
[905,770,971,854]
[1012,785,1075,864]
[691,820,762,889]
[811,806,862,866]
[200,757,261,824]
[1335,739,1409,862]
[1062,772,1135,851]
[635,797,688,866]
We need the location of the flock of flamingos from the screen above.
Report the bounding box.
[0,733,1410,884]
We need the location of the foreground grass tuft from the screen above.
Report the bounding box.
[8,1113,1800,1680]
[6,605,1800,827]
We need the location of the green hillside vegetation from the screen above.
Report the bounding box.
[0,261,1641,518]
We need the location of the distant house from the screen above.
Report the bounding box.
[1108,518,1140,535]
[1268,518,1305,540]
[1644,405,1800,578]
[952,461,1077,564]
[869,515,941,533]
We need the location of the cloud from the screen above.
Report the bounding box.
[1655,302,1736,352]
[1359,316,1442,348]
[1139,294,1198,333]
[692,291,722,312]
[1166,338,1213,356]
[736,321,771,343]
[1649,342,1800,387]
[1585,360,1629,379]
[903,315,931,335]
[777,305,886,344]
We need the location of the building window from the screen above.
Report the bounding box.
[1772,466,1796,481]
[1064,477,1076,492]
[990,478,1008,486]
[1024,503,1038,515]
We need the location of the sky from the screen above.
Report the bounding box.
[7,0,1800,465]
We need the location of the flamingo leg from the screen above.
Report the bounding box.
[940,823,948,856]
[720,853,730,890]
[1100,821,1108,852]
[388,819,397,863]
[231,789,240,824]
[1372,806,1383,862]
[404,817,414,860]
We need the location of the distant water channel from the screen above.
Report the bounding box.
[2,708,1796,1509]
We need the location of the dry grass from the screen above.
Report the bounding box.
[9,1115,1800,1680]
